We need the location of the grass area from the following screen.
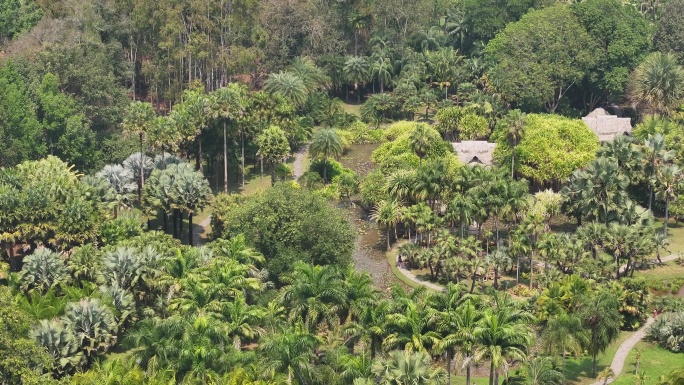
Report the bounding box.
[662,221,684,255]
[386,241,428,290]
[565,331,633,385]
[341,102,362,117]
[611,341,684,385]
[634,260,684,295]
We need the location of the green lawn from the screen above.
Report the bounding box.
[634,260,684,295]
[341,101,362,117]
[611,342,683,385]
[565,331,633,385]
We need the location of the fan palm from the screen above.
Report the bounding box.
[31,319,83,376]
[19,247,69,294]
[629,52,684,115]
[96,164,136,217]
[373,350,445,385]
[63,298,118,357]
[210,84,247,193]
[644,133,676,210]
[502,110,527,179]
[657,164,683,235]
[309,128,343,183]
[122,101,156,200]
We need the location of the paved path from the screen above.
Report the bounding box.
[589,317,655,385]
[292,144,309,180]
[394,252,444,291]
[192,216,211,246]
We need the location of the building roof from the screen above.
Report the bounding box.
[582,108,633,143]
[452,141,497,165]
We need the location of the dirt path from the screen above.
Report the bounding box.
[292,144,309,180]
[192,216,212,246]
[589,317,655,385]
[394,253,444,291]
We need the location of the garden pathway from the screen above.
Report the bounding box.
[192,216,212,246]
[589,317,655,385]
[395,253,444,291]
[292,144,309,180]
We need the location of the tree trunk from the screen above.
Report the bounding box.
[466,363,471,385]
[446,351,452,385]
[223,122,228,194]
[562,350,566,379]
[198,138,204,173]
[380,79,384,93]
[188,213,193,246]
[241,130,245,187]
[179,211,183,240]
[163,212,167,233]
[493,267,499,289]
[270,162,276,187]
[511,149,515,179]
[386,227,391,251]
[489,360,495,385]
[173,210,178,239]
[470,274,476,293]
[323,158,328,183]
[139,133,144,202]
[529,254,534,289]
[592,353,598,378]
[665,197,670,236]
[648,184,653,211]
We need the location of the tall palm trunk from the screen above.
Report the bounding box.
[223,122,228,193]
[466,363,472,385]
[489,360,495,385]
[386,227,391,251]
[323,157,328,183]
[648,184,653,211]
[446,350,452,385]
[529,253,534,289]
[139,133,144,201]
[179,211,183,240]
[188,213,193,246]
[665,196,670,236]
[241,129,245,187]
[511,147,515,179]
[270,162,276,187]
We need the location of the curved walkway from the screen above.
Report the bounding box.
[589,317,655,385]
[395,257,445,291]
[192,216,212,246]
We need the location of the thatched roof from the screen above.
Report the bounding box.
[582,108,633,143]
[452,141,497,165]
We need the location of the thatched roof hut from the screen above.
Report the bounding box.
[582,108,632,143]
[452,141,497,165]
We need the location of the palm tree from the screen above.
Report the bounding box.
[223,292,264,349]
[486,248,512,289]
[309,129,343,183]
[629,52,684,115]
[344,300,391,358]
[445,12,468,51]
[371,55,393,93]
[170,165,212,245]
[475,296,534,385]
[264,72,309,107]
[382,299,440,354]
[344,56,370,103]
[542,312,589,378]
[644,134,675,210]
[96,165,136,218]
[256,126,291,187]
[658,369,684,385]
[409,124,437,167]
[19,247,70,294]
[657,164,683,235]
[372,350,444,385]
[580,290,622,377]
[371,200,403,251]
[523,357,564,385]
[31,319,83,376]
[122,101,156,201]
[466,258,486,294]
[260,327,318,385]
[597,367,615,385]
[210,84,247,193]
[503,110,527,179]
[288,56,329,93]
[577,222,608,260]
[438,299,481,385]
[62,298,118,358]
[179,90,213,173]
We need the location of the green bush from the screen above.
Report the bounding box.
[359,169,389,208]
[217,184,354,280]
[99,215,143,246]
[309,158,351,181]
[383,121,419,141]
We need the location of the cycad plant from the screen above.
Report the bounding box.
[63,298,118,358]
[32,319,84,376]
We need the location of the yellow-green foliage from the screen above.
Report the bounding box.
[343,120,384,144]
[372,124,452,165]
[336,129,353,152]
[496,114,599,184]
[459,113,490,140]
[383,121,419,141]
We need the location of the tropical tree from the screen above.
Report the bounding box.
[629,52,684,115]
[502,110,526,179]
[644,134,676,210]
[31,319,83,376]
[438,299,481,385]
[520,356,564,385]
[371,55,393,93]
[475,296,534,385]
[372,350,444,385]
[657,164,683,235]
[62,298,118,359]
[371,200,403,251]
[580,290,623,377]
[260,327,318,385]
[409,124,439,167]
[170,165,212,245]
[344,56,370,103]
[19,247,70,294]
[122,101,156,200]
[486,248,512,289]
[264,72,309,107]
[211,84,247,193]
[96,164,136,218]
[256,126,291,187]
[309,129,343,183]
[542,312,589,377]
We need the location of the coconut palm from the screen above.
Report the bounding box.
[372,350,445,385]
[344,56,370,103]
[256,126,291,187]
[309,128,343,183]
[264,72,309,107]
[657,164,683,235]
[629,52,684,115]
[371,199,403,251]
[19,247,69,294]
[122,101,156,200]
[502,110,527,179]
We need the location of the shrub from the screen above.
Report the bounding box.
[647,311,684,352]
[99,214,143,246]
